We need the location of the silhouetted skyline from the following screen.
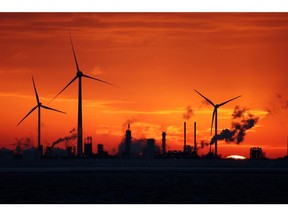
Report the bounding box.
[0,13,288,159]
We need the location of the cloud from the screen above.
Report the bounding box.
[90,66,106,75]
[102,108,185,115]
[118,119,165,142]
[0,91,74,103]
[2,91,268,122]
[84,100,130,109]
[0,92,35,100]
[0,92,133,117]
[1,13,287,50]
[13,51,30,60]
[132,122,162,139]
[0,67,30,75]
[266,93,288,114]
[95,124,114,135]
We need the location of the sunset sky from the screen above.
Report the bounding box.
[0,13,288,158]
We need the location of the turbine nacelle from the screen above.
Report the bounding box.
[17,77,66,126]
[77,71,83,77]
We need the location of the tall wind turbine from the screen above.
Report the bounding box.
[17,76,66,155]
[50,33,117,157]
[194,89,241,157]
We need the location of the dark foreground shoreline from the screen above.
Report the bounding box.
[0,159,287,204]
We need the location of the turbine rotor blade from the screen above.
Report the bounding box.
[82,74,119,88]
[32,76,39,104]
[69,32,80,72]
[17,105,38,126]
[218,95,242,107]
[49,76,77,104]
[41,105,66,114]
[211,108,216,135]
[194,89,215,106]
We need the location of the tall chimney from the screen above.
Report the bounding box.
[125,124,132,158]
[184,121,186,153]
[162,131,166,156]
[194,122,197,152]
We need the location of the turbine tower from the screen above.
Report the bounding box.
[17,76,66,155]
[194,89,241,157]
[50,33,117,157]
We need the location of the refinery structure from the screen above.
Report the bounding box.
[4,121,267,160]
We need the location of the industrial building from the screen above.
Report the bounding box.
[84,136,93,157]
[143,138,156,159]
[250,147,263,159]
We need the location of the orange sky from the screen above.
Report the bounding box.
[0,13,288,158]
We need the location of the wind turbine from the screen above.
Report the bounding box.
[50,33,117,157]
[17,76,66,155]
[194,89,241,157]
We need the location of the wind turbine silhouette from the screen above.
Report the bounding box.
[17,76,66,155]
[194,89,241,157]
[50,33,117,157]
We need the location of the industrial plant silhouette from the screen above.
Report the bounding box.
[13,34,275,161]
[1,33,287,205]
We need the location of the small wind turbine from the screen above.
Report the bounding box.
[194,89,241,157]
[50,33,117,157]
[17,76,66,155]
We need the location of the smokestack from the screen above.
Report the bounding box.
[162,131,166,156]
[194,122,197,152]
[184,121,186,153]
[125,124,132,158]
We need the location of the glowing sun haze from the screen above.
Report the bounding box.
[0,13,288,158]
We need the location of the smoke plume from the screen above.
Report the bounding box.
[232,106,248,119]
[200,140,210,149]
[266,93,288,114]
[183,106,194,120]
[122,118,138,132]
[202,100,211,106]
[52,128,77,148]
[14,137,33,150]
[210,106,259,145]
[118,138,146,157]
